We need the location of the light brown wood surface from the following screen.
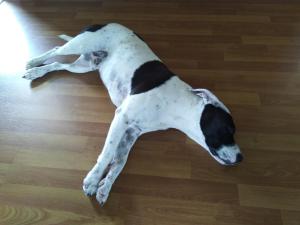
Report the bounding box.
[0,0,300,224]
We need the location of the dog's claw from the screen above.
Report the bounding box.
[83,182,98,196]
[96,188,109,206]
[97,194,107,207]
[22,67,45,80]
[22,71,36,80]
[82,173,100,196]
[96,181,110,206]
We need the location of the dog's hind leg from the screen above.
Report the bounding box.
[23,51,107,80]
[23,55,89,80]
[83,109,141,201]
[26,30,107,69]
[26,46,60,70]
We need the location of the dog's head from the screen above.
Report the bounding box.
[191,89,243,165]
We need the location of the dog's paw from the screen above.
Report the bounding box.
[26,58,43,70]
[22,67,45,80]
[83,173,99,196]
[96,179,111,206]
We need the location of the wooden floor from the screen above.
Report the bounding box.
[1,0,300,224]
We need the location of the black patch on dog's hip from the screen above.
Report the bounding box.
[130,60,175,95]
[80,24,107,33]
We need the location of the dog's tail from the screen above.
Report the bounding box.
[58,34,73,42]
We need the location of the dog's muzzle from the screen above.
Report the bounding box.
[209,145,243,165]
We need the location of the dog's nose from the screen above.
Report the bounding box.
[235,153,243,163]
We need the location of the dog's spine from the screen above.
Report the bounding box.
[58,34,73,42]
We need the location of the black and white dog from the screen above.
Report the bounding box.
[23,23,243,205]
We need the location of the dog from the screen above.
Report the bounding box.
[23,23,243,205]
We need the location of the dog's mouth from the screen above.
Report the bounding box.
[209,146,243,165]
[217,154,243,165]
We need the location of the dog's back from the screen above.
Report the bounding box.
[89,23,161,106]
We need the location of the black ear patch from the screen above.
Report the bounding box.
[80,24,107,33]
[130,60,175,95]
[200,104,235,150]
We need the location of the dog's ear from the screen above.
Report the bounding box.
[191,88,218,104]
[191,88,230,113]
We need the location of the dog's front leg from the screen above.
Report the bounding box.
[96,127,140,205]
[83,109,141,204]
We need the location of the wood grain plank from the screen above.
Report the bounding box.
[13,148,97,170]
[0,131,92,152]
[0,118,110,137]
[113,174,239,205]
[117,194,282,225]
[77,12,270,23]
[215,91,261,106]
[0,102,114,123]
[236,132,300,153]
[0,203,93,225]
[0,183,120,218]
[242,35,300,46]
[239,184,300,211]
[225,44,300,63]
[281,210,300,225]
[124,151,191,179]
[190,147,300,188]
[0,163,85,189]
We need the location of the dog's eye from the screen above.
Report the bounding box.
[227,124,235,135]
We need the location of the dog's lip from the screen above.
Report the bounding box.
[208,150,226,165]
[218,156,243,166]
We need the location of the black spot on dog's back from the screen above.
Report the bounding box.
[80,24,107,33]
[130,60,175,95]
[200,104,235,151]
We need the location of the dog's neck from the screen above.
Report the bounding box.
[161,77,208,149]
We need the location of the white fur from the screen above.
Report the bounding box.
[23,23,241,205]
